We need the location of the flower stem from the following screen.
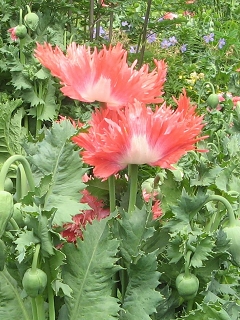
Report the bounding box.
[35,295,45,320]
[138,0,152,68]
[197,81,216,105]
[31,297,38,320]
[206,195,235,227]
[128,164,139,213]
[45,261,55,320]
[0,155,35,192]
[108,175,116,212]
[32,244,41,272]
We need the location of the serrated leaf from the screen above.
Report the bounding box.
[0,268,32,320]
[24,120,87,225]
[165,190,208,232]
[0,99,23,164]
[52,280,72,298]
[190,166,223,186]
[62,217,120,320]
[117,206,155,265]
[190,235,214,268]
[120,252,162,320]
[37,214,54,257]
[155,285,179,320]
[14,229,39,262]
[178,302,233,320]
[11,72,32,90]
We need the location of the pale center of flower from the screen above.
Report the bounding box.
[81,76,121,106]
[121,134,160,165]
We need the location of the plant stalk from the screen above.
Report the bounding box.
[128,164,139,213]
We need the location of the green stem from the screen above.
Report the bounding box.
[128,164,139,213]
[186,298,194,313]
[19,164,29,198]
[138,0,152,68]
[31,297,38,320]
[32,244,41,272]
[184,251,192,277]
[197,81,216,105]
[108,175,116,213]
[120,260,128,302]
[45,261,55,320]
[0,155,35,192]
[206,195,235,227]
[35,295,45,320]
[9,217,19,230]
[26,5,31,14]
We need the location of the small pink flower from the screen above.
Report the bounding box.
[8,27,18,41]
[163,12,178,20]
[142,189,159,202]
[232,96,240,105]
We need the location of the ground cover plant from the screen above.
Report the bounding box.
[0,0,240,319]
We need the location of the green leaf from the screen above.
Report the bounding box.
[62,217,120,320]
[0,268,32,320]
[120,252,162,320]
[0,99,23,164]
[14,229,39,263]
[24,120,87,225]
[165,190,208,232]
[37,214,54,257]
[117,206,155,265]
[190,235,215,268]
[155,285,179,320]
[179,302,233,320]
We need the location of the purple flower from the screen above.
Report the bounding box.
[129,45,137,53]
[121,21,129,27]
[169,36,178,45]
[161,39,171,49]
[93,26,109,40]
[203,33,214,43]
[218,38,226,49]
[180,44,187,53]
[147,33,157,43]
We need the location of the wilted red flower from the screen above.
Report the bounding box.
[152,200,163,220]
[61,189,110,243]
[72,89,208,179]
[34,42,167,109]
[8,27,18,41]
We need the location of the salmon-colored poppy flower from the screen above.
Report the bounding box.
[34,42,167,109]
[72,90,208,178]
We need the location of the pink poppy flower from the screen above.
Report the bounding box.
[8,27,18,41]
[34,42,167,109]
[72,90,208,179]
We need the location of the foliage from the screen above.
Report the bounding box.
[0,0,239,319]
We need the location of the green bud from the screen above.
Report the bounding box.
[15,25,27,39]
[24,12,39,31]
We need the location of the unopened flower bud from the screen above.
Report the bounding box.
[24,12,39,31]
